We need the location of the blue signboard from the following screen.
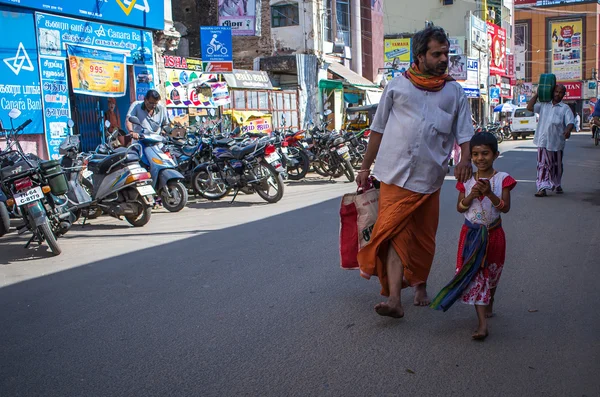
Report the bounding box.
[490,87,501,99]
[0,9,43,135]
[36,13,154,66]
[0,0,164,30]
[463,88,480,98]
[200,26,233,62]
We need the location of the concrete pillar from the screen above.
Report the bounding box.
[351,0,362,75]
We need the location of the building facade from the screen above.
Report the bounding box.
[515,0,599,120]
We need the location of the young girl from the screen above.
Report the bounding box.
[430,132,516,340]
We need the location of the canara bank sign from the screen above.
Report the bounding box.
[0,0,164,29]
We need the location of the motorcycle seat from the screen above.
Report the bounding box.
[214,138,234,147]
[0,160,36,181]
[88,151,140,175]
[231,143,259,159]
[244,132,268,139]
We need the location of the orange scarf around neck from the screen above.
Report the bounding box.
[404,63,454,92]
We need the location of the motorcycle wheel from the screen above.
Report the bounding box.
[125,197,152,227]
[254,162,285,203]
[319,153,344,178]
[160,181,188,212]
[0,201,10,237]
[38,220,61,256]
[193,169,231,200]
[595,130,599,146]
[495,132,504,144]
[343,159,355,182]
[81,178,102,219]
[286,148,310,181]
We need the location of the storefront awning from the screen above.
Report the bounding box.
[327,62,381,90]
[319,79,344,90]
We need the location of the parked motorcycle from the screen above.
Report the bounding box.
[0,109,74,255]
[128,116,188,212]
[192,133,286,203]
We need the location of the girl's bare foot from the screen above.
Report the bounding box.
[413,284,430,306]
[485,294,495,318]
[375,298,404,318]
[472,326,489,340]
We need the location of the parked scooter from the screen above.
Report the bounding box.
[79,139,155,227]
[128,116,188,212]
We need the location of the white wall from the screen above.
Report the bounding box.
[384,0,477,37]
[270,0,320,53]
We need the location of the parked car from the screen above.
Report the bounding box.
[510,107,537,139]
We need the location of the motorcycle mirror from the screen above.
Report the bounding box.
[8,108,21,119]
[128,116,141,125]
[202,117,207,123]
[104,120,111,128]
[209,108,216,117]
[67,119,75,128]
[195,115,200,122]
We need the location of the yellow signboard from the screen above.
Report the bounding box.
[384,38,411,79]
[67,45,127,97]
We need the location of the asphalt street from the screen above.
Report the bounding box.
[0,134,598,397]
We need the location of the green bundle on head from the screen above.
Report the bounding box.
[538,74,556,102]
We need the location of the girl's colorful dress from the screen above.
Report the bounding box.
[454,172,517,305]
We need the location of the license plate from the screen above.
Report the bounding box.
[301,142,309,148]
[265,153,280,164]
[82,169,93,178]
[341,152,350,160]
[520,120,528,124]
[337,146,349,155]
[14,186,44,206]
[136,184,155,196]
[281,147,289,154]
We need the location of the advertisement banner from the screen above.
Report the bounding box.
[470,14,487,52]
[582,80,597,99]
[449,37,465,55]
[487,23,507,76]
[210,82,231,106]
[460,58,480,98]
[165,70,217,108]
[449,55,467,81]
[514,23,528,80]
[245,117,272,135]
[515,0,597,7]
[558,81,582,100]
[218,0,257,36]
[550,20,582,81]
[0,0,165,30]
[67,45,126,97]
[0,9,43,135]
[384,38,411,79]
[134,65,156,101]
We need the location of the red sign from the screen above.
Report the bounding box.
[514,0,537,4]
[506,54,515,77]
[202,61,233,73]
[163,56,203,71]
[558,81,582,100]
[487,23,507,76]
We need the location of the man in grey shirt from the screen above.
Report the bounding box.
[126,89,170,139]
[356,26,474,319]
[527,84,574,197]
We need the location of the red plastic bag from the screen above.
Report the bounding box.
[339,188,379,269]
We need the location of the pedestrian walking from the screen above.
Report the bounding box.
[527,84,575,197]
[355,25,474,319]
[430,132,516,340]
[574,112,581,132]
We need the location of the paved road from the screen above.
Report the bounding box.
[1,135,598,397]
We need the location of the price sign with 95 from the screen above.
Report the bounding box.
[90,65,105,74]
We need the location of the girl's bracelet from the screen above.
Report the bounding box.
[458,199,470,210]
[493,199,505,210]
[357,169,371,174]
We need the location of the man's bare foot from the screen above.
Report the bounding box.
[375,298,404,318]
[472,326,489,340]
[413,284,430,306]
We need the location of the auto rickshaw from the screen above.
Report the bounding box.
[343,104,378,132]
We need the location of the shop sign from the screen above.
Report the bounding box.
[500,76,511,98]
[218,0,258,36]
[506,54,515,77]
[558,81,582,100]
[463,88,480,98]
[449,37,465,55]
[582,80,598,99]
[163,56,203,71]
[487,22,507,76]
[67,45,127,97]
[164,71,217,108]
[245,118,272,135]
[460,58,479,97]
[549,19,583,81]
[449,55,467,81]
[470,14,487,52]
[0,0,165,30]
[35,13,154,66]
[515,0,597,7]
[0,9,43,135]
[224,70,273,89]
[203,62,234,73]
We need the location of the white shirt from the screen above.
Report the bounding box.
[533,101,574,151]
[371,74,474,194]
[126,101,170,134]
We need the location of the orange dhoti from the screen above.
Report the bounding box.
[357,182,440,297]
